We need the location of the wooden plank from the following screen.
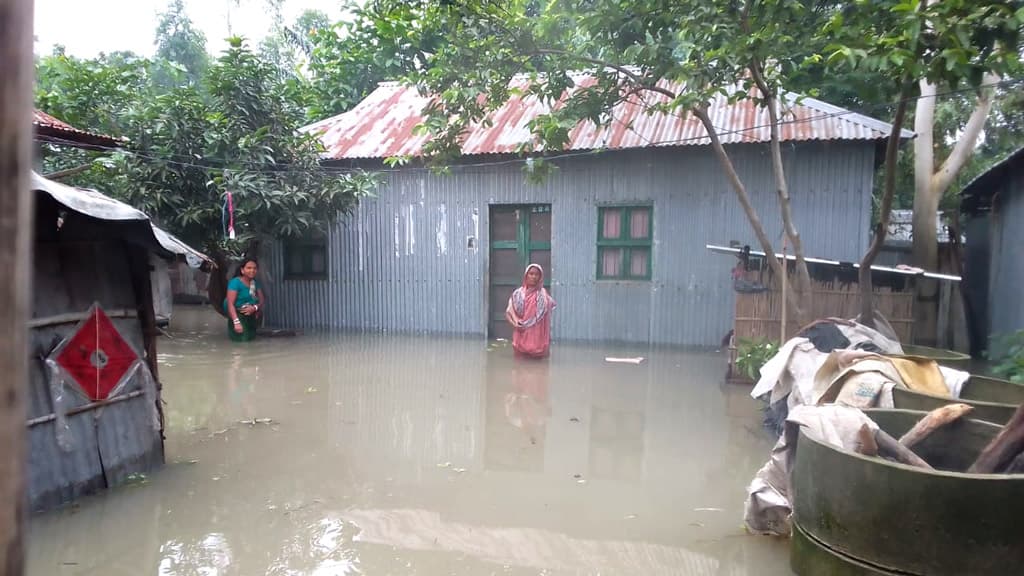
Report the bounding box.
[0,0,33,570]
[128,245,164,440]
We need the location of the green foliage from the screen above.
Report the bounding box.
[34,49,159,192]
[257,1,309,82]
[297,2,414,121]
[35,49,153,136]
[818,0,1024,217]
[736,338,780,381]
[821,0,1022,88]
[990,331,1024,384]
[154,0,209,87]
[357,0,1022,202]
[115,39,378,252]
[363,0,840,170]
[35,36,377,255]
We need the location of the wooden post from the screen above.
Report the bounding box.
[780,237,788,342]
[128,246,165,441]
[0,0,33,573]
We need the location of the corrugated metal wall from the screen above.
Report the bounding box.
[29,238,163,511]
[989,169,1024,338]
[265,142,875,346]
[963,215,990,355]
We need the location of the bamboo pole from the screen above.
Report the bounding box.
[24,390,147,427]
[781,237,788,341]
[0,0,33,572]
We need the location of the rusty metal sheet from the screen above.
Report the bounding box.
[305,76,913,160]
[34,109,123,147]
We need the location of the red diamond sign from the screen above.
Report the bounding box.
[55,305,139,401]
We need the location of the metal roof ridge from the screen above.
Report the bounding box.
[784,92,915,139]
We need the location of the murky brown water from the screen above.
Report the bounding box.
[27,306,791,575]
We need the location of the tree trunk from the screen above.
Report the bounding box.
[692,107,806,321]
[969,403,1024,474]
[207,247,230,318]
[875,428,933,469]
[912,80,941,344]
[912,76,997,345]
[750,65,812,323]
[860,85,911,327]
[0,0,33,572]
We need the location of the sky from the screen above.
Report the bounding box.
[33,0,346,58]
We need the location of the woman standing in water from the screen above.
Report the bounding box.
[224,258,265,342]
[505,263,556,357]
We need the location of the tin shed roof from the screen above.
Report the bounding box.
[961,145,1024,215]
[34,109,123,148]
[31,172,210,262]
[305,75,913,160]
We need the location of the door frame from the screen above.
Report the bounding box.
[486,204,552,339]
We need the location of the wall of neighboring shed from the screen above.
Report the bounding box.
[963,215,990,356]
[169,259,210,304]
[264,142,875,346]
[988,168,1024,339]
[28,201,163,511]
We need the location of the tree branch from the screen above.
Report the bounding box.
[528,49,678,100]
[693,106,804,317]
[931,72,999,196]
[43,163,93,180]
[860,82,912,326]
[914,79,936,200]
[749,61,811,319]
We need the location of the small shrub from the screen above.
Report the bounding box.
[990,331,1024,384]
[736,338,780,381]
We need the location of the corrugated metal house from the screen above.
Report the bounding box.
[263,77,908,346]
[961,146,1024,352]
[28,173,207,511]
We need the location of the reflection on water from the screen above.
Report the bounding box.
[27,306,791,575]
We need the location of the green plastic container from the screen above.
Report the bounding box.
[790,409,1024,576]
[886,345,972,368]
[892,375,1024,425]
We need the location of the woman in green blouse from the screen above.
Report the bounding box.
[223,258,265,342]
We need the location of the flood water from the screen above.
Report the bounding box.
[27,306,791,575]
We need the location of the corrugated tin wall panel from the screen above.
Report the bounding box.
[28,245,163,511]
[266,142,874,345]
[989,169,1024,337]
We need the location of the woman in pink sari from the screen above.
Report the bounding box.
[505,264,556,357]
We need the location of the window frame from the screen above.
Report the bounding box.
[596,205,653,281]
[283,236,329,281]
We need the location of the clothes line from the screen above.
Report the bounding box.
[705,244,961,282]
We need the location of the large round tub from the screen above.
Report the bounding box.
[790,409,1024,575]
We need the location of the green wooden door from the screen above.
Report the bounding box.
[489,205,551,340]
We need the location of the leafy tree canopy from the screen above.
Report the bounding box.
[155,0,210,86]
[35,34,376,255]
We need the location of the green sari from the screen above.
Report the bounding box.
[224,276,259,342]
